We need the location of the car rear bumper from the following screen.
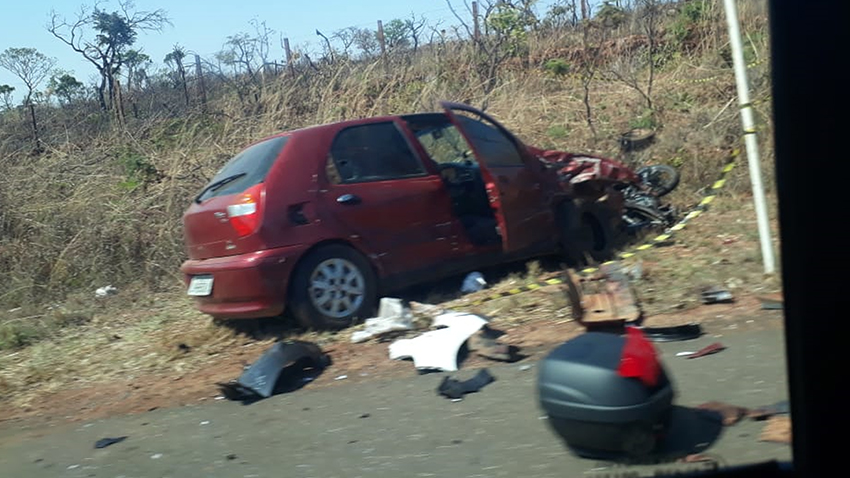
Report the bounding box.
[180,245,309,319]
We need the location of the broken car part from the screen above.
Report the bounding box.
[563,263,642,331]
[437,369,496,399]
[685,342,726,359]
[351,297,414,343]
[757,293,784,310]
[700,287,734,304]
[466,325,521,362]
[638,323,703,343]
[748,400,791,421]
[217,341,330,402]
[759,416,791,444]
[538,330,675,459]
[389,312,487,372]
[94,437,127,449]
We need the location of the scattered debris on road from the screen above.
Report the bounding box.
[460,271,487,294]
[684,342,726,359]
[437,368,496,399]
[351,298,414,343]
[748,400,790,420]
[94,436,127,449]
[466,325,521,362]
[334,374,348,381]
[700,286,734,304]
[639,324,703,343]
[690,400,789,430]
[216,341,330,402]
[759,416,791,444]
[389,312,488,372]
[563,262,642,332]
[757,293,784,310]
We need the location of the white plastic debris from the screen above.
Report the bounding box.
[335,375,348,381]
[150,454,163,460]
[460,272,487,294]
[351,298,414,343]
[95,285,118,298]
[388,312,488,372]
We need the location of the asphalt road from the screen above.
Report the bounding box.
[0,326,792,478]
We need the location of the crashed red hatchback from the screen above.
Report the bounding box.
[180,102,639,329]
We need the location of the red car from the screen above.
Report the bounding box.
[181,102,638,329]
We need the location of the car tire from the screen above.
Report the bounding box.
[636,164,680,197]
[557,200,615,265]
[578,208,615,263]
[289,244,378,330]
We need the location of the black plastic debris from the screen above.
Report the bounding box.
[638,323,703,342]
[94,437,127,449]
[701,287,734,304]
[217,341,330,403]
[437,369,495,399]
[748,400,791,421]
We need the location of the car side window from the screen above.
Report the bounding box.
[414,124,472,166]
[456,115,524,167]
[328,122,426,184]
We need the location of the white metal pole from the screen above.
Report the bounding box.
[721,0,776,274]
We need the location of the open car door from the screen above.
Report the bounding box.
[440,101,554,252]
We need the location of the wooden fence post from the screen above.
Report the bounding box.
[473,1,480,44]
[195,54,207,112]
[284,37,295,76]
[377,20,388,71]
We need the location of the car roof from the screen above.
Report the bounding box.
[259,112,448,143]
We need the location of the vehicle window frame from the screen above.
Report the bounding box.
[326,121,429,185]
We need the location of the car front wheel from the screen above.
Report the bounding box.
[289,244,377,330]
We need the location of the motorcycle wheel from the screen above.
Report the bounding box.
[636,164,680,197]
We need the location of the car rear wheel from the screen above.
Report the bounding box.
[289,245,377,330]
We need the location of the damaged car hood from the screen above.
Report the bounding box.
[527,145,639,185]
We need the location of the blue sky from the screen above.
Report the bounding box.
[0,0,571,102]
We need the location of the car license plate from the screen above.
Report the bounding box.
[187,276,213,296]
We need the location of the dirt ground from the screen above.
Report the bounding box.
[0,292,780,428]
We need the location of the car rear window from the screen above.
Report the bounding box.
[197,135,289,201]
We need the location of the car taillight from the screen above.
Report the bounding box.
[227,184,264,237]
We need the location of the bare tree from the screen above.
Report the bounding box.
[47,1,170,112]
[332,27,359,57]
[316,30,335,63]
[405,14,429,52]
[0,47,56,151]
[446,0,536,94]
[607,0,661,113]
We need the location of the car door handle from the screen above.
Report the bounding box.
[336,194,361,205]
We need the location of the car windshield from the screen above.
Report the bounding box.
[195,135,289,202]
